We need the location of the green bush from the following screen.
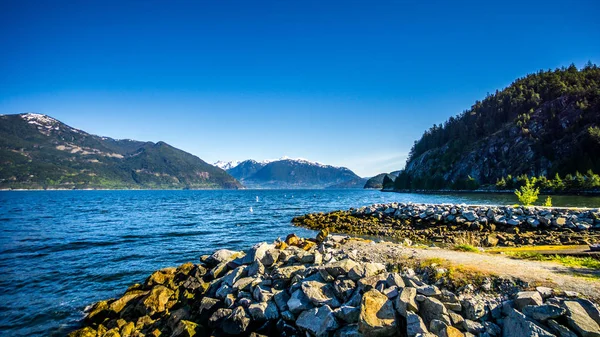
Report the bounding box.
[515,179,539,206]
[543,196,552,207]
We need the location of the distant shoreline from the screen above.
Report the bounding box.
[382,188,600,197]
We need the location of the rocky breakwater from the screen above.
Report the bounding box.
[293,203,600,247]
[68,233,600,337]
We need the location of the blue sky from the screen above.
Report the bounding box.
[1,1,599,176]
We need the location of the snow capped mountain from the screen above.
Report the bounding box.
[213,160,242,170]
[216,157,360,189]
[214,157,341,171]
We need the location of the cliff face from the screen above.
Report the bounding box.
[405,96,600,184]
[397,64,600,189]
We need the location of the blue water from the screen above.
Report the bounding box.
[1,190,599,336]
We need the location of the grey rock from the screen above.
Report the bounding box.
[523,304,567,321]
[484,321,501,336]
[333,278,357,302]
[247,260,265,277]
[333,305,361,324]
[575,299,600,327]
[215,284,234,299]
[281,310,295,322]
[272,265,305,279]
[462,297,487,321]
[232,277,255,291]
[247,300,279,321]
[222,306,250,335]
[208,308,232,328]
[386,273,406,288]
[462,319,485,334]
[206,249,242,266]
[429,319,448,334]
[253,284,273,302]
[296,305,339,337]
[406,311,429,337]
[417,285,441,296]
[514,291,544,310]
[301,280,342,308]
[287,289,314,314]
[324,259,360,277]
[334,324,363,337]
[273,290,290,312]
[220,266,245,287]
[562,300,600,337]
[345,289,363,308]
[502,309,555,337]
[547,319,578,337]
[262,249,280,266]
[462,211,478,222]
[448,310,464,326]
[419,296,448,326]
[395,287,419,318]
[348,262,386,281]
[383,286,399,299]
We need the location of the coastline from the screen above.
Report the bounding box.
[68,231,600,337]
[292,203,600,248]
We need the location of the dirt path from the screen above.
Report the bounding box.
[340,238,600,301]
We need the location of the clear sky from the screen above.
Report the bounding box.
[1,1,599,176]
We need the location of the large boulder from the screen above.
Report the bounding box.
[405,311,428,337]
[394,287,418,318]
[287,289,314,314]
[301,281,342,308]
[502,309,555,337]
[221,306,250,335]
[324,259,359,277]
[522,304,567,321]
[170,320,202,337]
[419,297,449,326]
[514,291,543,310]
[140,286,174,315]
[296,305,340,337]
[359,289,399,337]
[563,301,600,337]
[348,263,386,281]
[68,327,97,337]
[248,300,280,321]
[206,249,243,266]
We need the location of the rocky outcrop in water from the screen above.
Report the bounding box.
[68,233,600,337]
[293,203,600,247]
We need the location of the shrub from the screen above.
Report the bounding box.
[543,196,552,207]
[515,179,539,206]
[453,244,479,252]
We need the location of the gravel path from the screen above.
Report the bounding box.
[341,238,600,301]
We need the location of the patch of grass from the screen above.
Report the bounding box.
[453,244,479,253]
[487,245,584,253]
[506,252,600,270]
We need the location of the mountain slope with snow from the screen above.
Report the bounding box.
[217,158,362,189]
[0,113,242,189]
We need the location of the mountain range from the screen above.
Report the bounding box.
[215,158,362,189]
[0,113,242,190]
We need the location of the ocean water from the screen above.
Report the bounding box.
[1,190,599,336]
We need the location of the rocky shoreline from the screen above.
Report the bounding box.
[68,232,600,337]
[292,203,600,247]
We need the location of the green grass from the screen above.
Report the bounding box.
[453,244,479,252]
[506,252,600,270]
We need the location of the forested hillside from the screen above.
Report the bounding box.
[0,113,242,189]
[390,63,600,191]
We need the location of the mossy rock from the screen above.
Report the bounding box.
[67,327,96,337]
